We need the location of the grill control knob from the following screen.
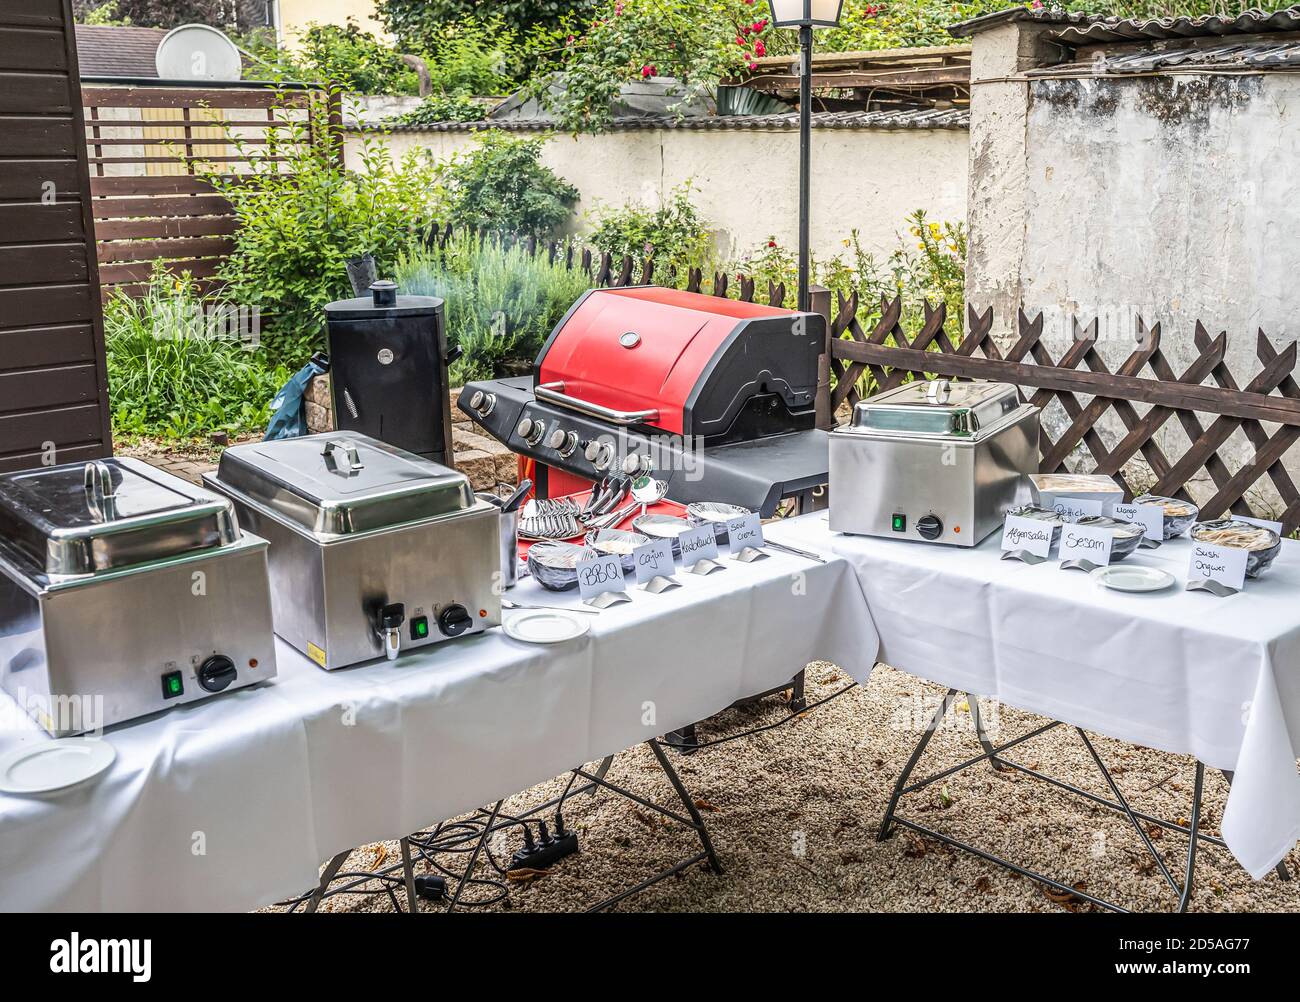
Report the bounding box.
[438,604,474,638]
[638,454,654,473]
[515,417,534,440]
[469,390,484,410]
[586,441,612,470]
[916,514,944,540]
[469,391,495,416]
[197,655,237,694]
[622,454,641,475]
[548,428,578,458]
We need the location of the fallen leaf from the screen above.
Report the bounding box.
[1146,824,1164,841]
[693,798,720,813]
[974,875,992,893]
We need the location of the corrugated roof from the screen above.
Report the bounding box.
[949,5,1300,45]
[74,24,168,78]
[377,107,970,133]
[1032,37,1300,74]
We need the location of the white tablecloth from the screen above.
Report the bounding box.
[0,537,876,911]
[767,515,1300,880]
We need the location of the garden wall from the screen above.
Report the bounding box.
[344,116,969,265]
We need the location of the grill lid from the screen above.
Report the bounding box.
[0,457,239,577]
[212,431,474,537]
[847,379,1025,439]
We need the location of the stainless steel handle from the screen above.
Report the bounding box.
[535,381,658,426]
[925,379,952,404]
[82,461,117,523]
[321,439,364,477]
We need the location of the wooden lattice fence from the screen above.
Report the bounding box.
[829,295,1300,533]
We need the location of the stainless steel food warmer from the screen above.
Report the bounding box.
[204,432,501,670]
[0,458,277,736]
[829,378,1039,546]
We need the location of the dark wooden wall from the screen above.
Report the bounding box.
[0,0,112,472]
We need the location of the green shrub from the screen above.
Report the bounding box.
[423,16,517,96]
[104,267,289,440]
[439,131,578,237]
[207,99,440,362]
[735,211,966,327]
[587,181,714,281]
[295,20,420,95]
[395,233,594,382]
[391,92,486,126]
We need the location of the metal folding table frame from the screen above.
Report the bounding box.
[879,687,1292,913]
[292,738,722,914]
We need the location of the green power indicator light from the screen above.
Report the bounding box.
[892,514,906,532]
[411,616,429,640]
[416,622,428,637]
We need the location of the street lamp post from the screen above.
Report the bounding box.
[767,1,844,312]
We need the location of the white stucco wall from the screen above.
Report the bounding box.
[345,124,969,267]
[967,62,1300,375]
[1020,73,1300,363]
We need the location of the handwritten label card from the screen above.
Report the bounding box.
[633,537,676,587]
[1060,521,1114,565]
[1050,497,1105,523]
[678,524,720,567]
[1000,514,1055,558]
[576,552,628,603]
[726,513,765,557]
[1112,502,1164,542]
[1187,542,1248,593]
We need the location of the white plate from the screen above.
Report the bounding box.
[1090,564,1176,593]
[0,737,116,795]
[503,608,591,644]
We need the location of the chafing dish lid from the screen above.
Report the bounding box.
[213,432,474,536]
[847,379,1023,438]
[0,457,238,577]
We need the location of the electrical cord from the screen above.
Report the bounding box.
[659,680,858,751]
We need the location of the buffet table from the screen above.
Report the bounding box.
[0,536,875,911]
[767,514,1300,886]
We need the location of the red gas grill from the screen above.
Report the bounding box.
[458,287,829,513]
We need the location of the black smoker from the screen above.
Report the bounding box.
[325,281,460,466]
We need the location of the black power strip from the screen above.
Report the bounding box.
[509,821,579,871]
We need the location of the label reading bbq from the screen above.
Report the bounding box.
[577,552,628,602]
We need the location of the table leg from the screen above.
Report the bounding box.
[967,693,1005,772]
[666,722,700,755]
[303,849,350,914]
[878,688,960,841]
[790,669,807,713]
[648,738,722,874]
[1177,762,1205,913]
[399,837,420,915]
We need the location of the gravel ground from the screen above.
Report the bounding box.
[272,663,1300,914]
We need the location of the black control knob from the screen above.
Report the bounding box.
[438,604,474,638]
[380,603,406,629]
[916,514,944,540]
[197,655,237,693]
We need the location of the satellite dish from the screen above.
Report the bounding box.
[155,24,243,82]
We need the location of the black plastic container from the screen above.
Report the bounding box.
[325,281,459,466]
